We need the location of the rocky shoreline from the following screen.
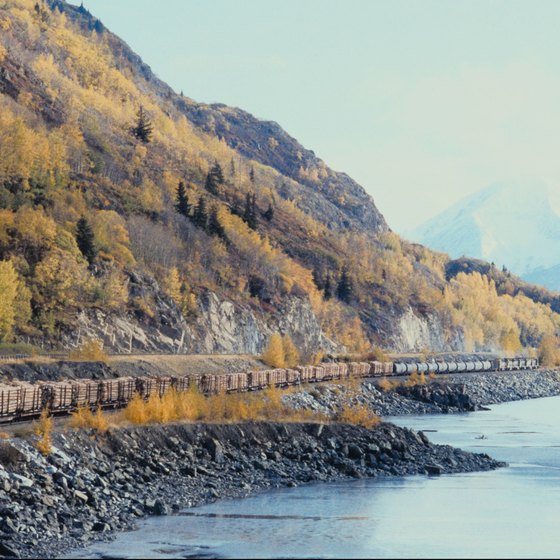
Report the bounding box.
[284,368,560,417]
[0,420,503,559]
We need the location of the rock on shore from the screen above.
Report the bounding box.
[0,421,502,559]
[284,368,560,417]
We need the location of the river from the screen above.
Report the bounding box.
[68,396,560,559]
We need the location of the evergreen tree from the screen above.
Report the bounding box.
[230,198,242,218]
[230,158,236,177]
[263,202,274,222]
[192,196,208,230]
[205,161,224,194]
[336,268,353,303]
[76,216,97,264]
[323,273,333,300]
[175,181,191,218]
[249,166,255,183]
[131,106,153,144]
[243,193,257,230]
[207,206,227,241]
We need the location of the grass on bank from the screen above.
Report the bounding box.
[63,383,381,436]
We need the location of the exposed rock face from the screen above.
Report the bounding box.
[53,273,339,356]
[390,308,464,352]
[0,421,503,559]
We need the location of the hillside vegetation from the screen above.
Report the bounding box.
[0,0,558,355]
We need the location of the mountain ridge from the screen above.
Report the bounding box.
[0,0,558,356]
[410,180,560,290]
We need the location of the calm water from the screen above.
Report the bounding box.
[69,396,560,559]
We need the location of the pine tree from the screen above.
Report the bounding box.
[207,206,226,241]
[243,193,257,230]
[336,268,353,303]
[205,162,224,194]
[175,181,191,218]
[249,166,255,183]
[323,273,333,300]
[263,202,274,222]
[230,158,236,177]
[131,106,153,144]
[76,216,97,264]
[192,196,208,230]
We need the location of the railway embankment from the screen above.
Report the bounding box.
[0,420,502,559]
[285,368,560,417]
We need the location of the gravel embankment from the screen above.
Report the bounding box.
[0,421,502,559]
[284,368,560,417]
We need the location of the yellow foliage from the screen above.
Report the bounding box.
[70,404,109,433]
[261,333,286,368]
[0,260,19,340]
[69,338,108,363]
[282,335,300,368]
[404,372,427,387]
[336,403,380,429]
[539,335,560,367]
[34,408,53,456]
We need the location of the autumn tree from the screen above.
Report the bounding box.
[175,181,191,218]
[131,106,153,144]
[539,334,559,367]
[261,333,286,368]
[75,216,97,264]
[282,334,300,368]
[0,260,19,340]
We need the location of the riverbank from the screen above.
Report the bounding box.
[284,368,560,416]
[0,420,502,559]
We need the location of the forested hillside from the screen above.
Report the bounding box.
[0,0,558,355]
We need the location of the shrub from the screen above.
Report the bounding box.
[34,408,53,455]
[363,346,389,362]
[404,372,427,387]
[69,338,108,363]
[336,403,380,429]
[70,404,109,433]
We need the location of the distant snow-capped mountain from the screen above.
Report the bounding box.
[408,180,560,291]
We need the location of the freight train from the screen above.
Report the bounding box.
[0,356,539,422]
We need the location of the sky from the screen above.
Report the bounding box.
[73,0,560,232]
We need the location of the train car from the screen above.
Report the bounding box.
[286,368,300,385]
[436,362,448,373]
[404,363,417,374]
[0,383,22,418]
[72,379,101,407]
[474,361,483,371]
[393,362,407,375]
[49,381,74,411]
[427,362,438,373]
[482,360,492,371]
[18,382,43,416]
[417,362,428,373]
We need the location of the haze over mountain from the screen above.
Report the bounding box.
[410,180,560,291]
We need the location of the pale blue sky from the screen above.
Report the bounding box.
[75,1,560,231]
